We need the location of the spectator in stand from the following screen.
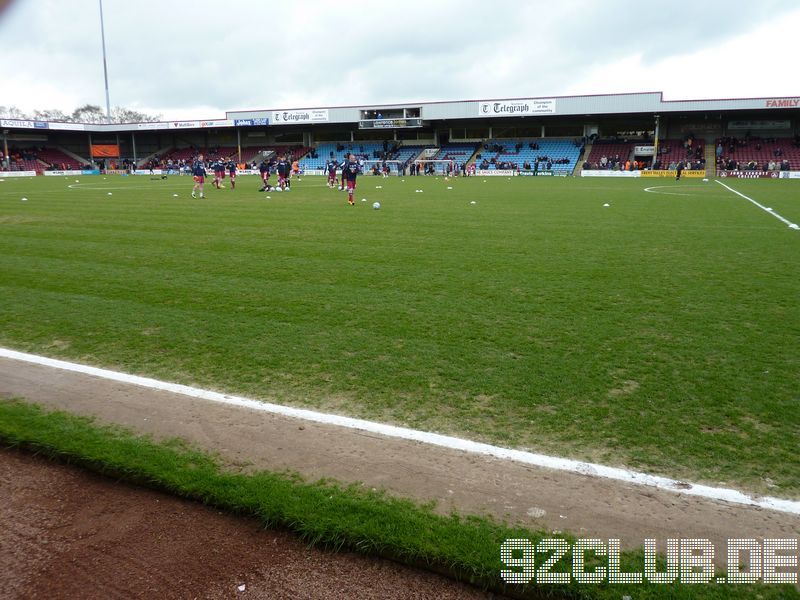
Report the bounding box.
[780,159,790,171]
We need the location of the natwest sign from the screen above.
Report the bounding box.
[765,98,800,108]
[272,109,329,124]
[478,98,556,116]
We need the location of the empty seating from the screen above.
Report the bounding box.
[476,139,581,174]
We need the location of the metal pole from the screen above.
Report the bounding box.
[99,0,112,122]
[2,131,8,169]
[131,133,137,165]
[237,128,241,163]
[653,115,660,166]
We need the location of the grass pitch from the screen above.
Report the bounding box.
[0,173,798,495]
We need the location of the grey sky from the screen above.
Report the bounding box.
[1,0,798,120]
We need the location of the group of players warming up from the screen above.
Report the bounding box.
[191,154,237,198]
[191,152,361,206]
[326,154,361,204]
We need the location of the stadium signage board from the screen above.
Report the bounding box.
[272,109,329,124]
[199,119,233,128]
[641,170,706,178]
[1,119,35,128]
[779,171,800,179]
[44,170,85,176]
[634,145,655,155]
[359,118,422,129]
[49,122,85,131]
[518,170,554,176]
[717,170,780,179]
[234,118,269,127]
[172,121,201,129]
[727,120,791,130]
[478,99,556,117]
[475,169,517,176]
[0,170,36,177]
[764,98,799,108]
[580,170,641,177]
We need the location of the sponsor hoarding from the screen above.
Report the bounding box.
[199,119,234,128]
[475,169,517,176]
[764,98,800,108]
[234,118,269,127]
[581,170,641,177]
[728,120,791,130]
[478,99,556,117]
[634,145,655,156]
[717,170,780,179]
[641,170,706,178]
[44,170,85,176]
[272,109,329,124]
[48,122,85,131]
[779,171,800,179]
[0,170,37,177]
[1,119,34,129]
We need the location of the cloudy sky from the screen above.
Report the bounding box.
[1,0,798,120]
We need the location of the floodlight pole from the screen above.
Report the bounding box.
[99,0,112,122]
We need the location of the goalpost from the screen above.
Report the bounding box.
[361,160,404,175]
[413,159,461,176]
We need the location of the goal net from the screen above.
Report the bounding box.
[413,160,461,176]
[361,160,404,175]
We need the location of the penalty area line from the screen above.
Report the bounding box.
[715,180,799,229]
[1,346,800,516]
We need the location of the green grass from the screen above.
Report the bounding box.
[1,399,797,600]
[0,174,798,495]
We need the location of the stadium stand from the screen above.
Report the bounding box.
[475,139,581,174]
[428,142,478,163]
[3,148,41,171]
[715,136,800,170]
[653,139,705,170]
[390,145,426,168]
[299,142,387,170]
[583,140,635,170]
[37,147,85,171]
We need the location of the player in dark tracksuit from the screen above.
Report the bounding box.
[276,155,291,191]
[226,159,237,190]
[212,158,224,188]
[258,160,271,191]
[341,154,361,205]
[327,160,338,188]
[676,160,684,181]
[191,155,206,198]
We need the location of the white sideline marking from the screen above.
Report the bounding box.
[716,180,799,229]
[2,346,800,516]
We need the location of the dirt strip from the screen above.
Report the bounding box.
[0,448,496,599]
[1,357,798,565]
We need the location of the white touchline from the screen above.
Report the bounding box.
[2,346,800,516]
[715,180,799,229]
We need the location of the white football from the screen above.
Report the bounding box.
[373,202,381,209]
[470,201,476,205]
[21,197,28,202]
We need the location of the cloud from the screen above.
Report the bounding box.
[0,0,797,119]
